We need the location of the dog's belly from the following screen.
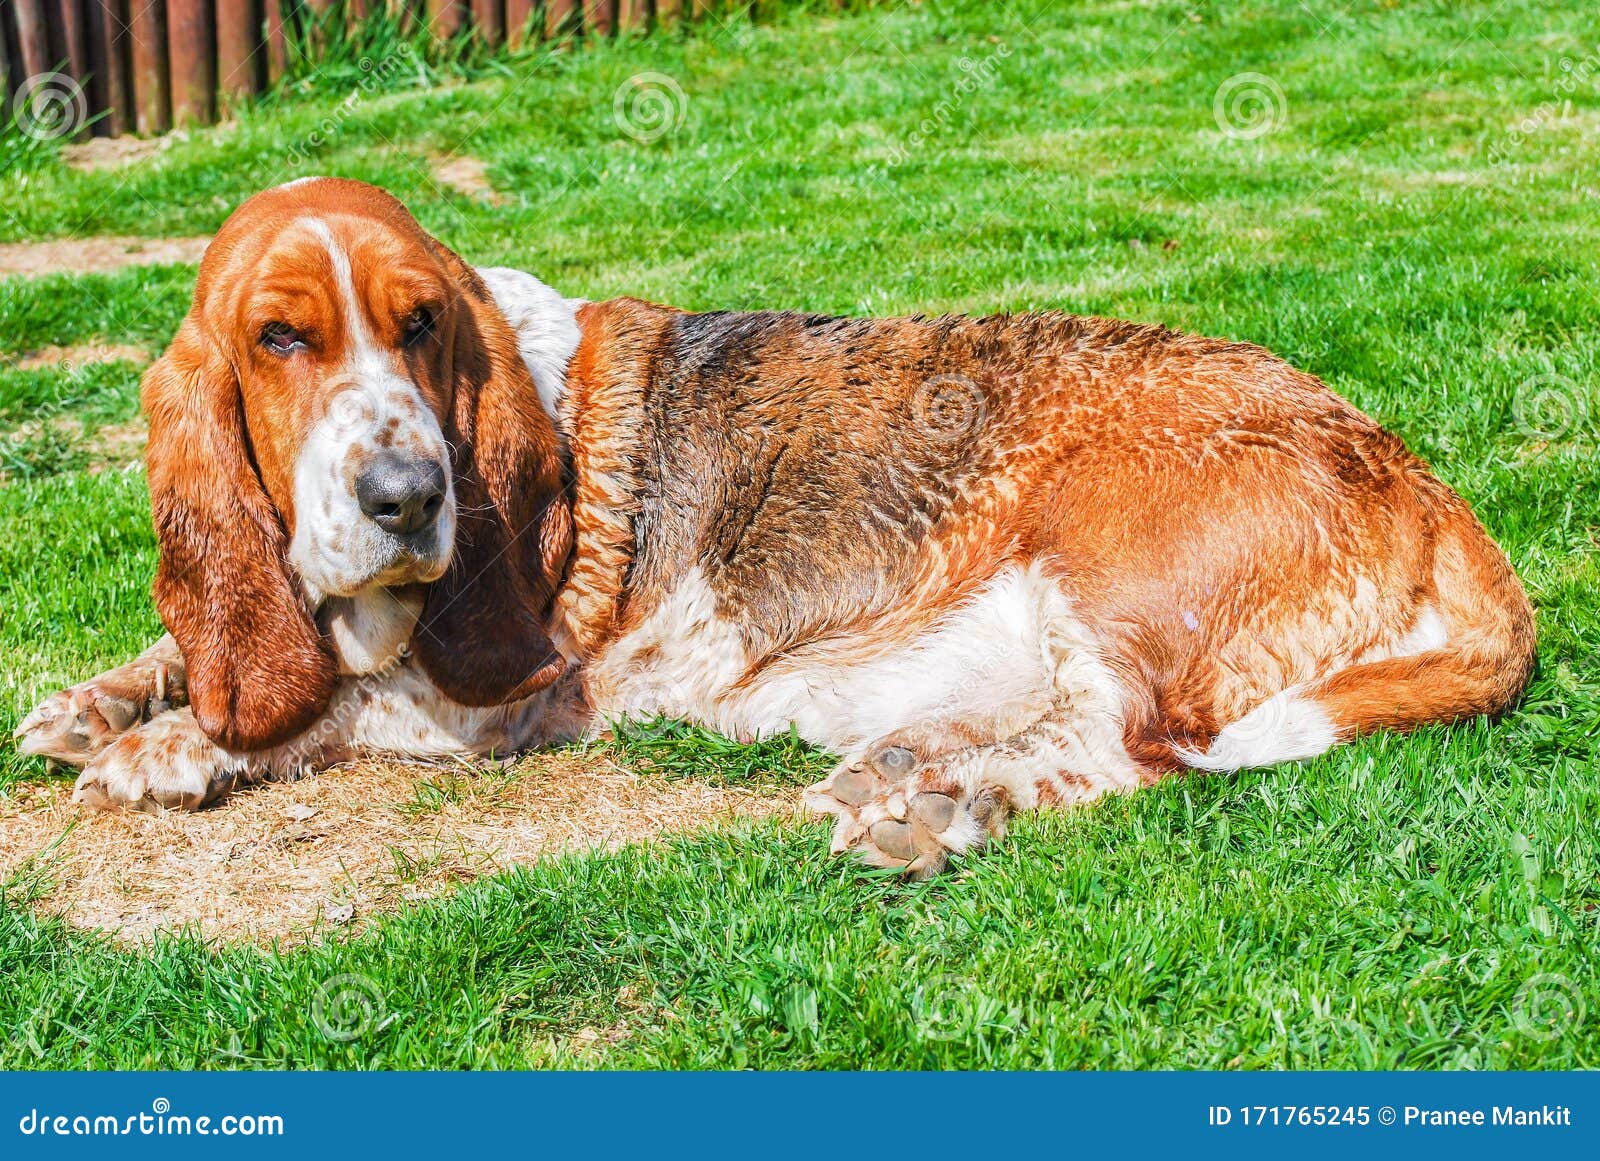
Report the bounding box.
[584,561,1125,758]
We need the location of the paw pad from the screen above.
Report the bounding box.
[869,745,919,780]
[805,753,1009,878]
[869,819,916,861]
[909,791,956,831]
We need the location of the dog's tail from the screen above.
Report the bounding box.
[1180,483,1535,772]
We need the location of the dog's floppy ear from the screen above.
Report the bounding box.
[413,247,573,705]
[143,318,338,750]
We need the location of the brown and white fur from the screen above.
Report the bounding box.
[13,179,1536,875]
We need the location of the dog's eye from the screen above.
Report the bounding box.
[402,307,435,348]
[261,323,304,354]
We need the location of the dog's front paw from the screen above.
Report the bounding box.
[73,709,235,813]
[14,654,185,767]
[803,741,1011,877]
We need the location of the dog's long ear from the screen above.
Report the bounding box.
[414,249,573,705]
[143,319,338,750]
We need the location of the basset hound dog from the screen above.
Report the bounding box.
[15,178,1536,875]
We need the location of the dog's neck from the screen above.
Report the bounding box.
[474,266,586,442]
[320,586,425,676]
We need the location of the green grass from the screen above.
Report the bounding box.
[0,0,1597,1068]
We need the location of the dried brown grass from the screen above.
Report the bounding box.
[10,342,150,371]
[431,155,505,204]
[0,235,211,278]
[0,750,795,948]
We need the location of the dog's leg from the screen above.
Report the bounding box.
[804,568,1154,875]
[66,660,586,813]
[66,661,414,813]
[804,693,1147,876]
[13,635,188,766]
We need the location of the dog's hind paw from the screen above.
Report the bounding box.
[803,742,1011,878]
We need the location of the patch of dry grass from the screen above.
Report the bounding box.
[431,155,504,204]
[0,236,210,278]
[10,342,149,371]
[0,749,795,948]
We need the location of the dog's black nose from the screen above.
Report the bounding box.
[355,453,446,536]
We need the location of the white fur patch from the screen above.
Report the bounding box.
[1391,604,1449,658]
[737,563,1066,752]
[593,561,1138,803]
[320,587,422,675]
[475,266,584,430]
[286,217,454,598]
[1177,688,1339,771]
[587,565,749,726]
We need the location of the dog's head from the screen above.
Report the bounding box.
[144,178,572,751]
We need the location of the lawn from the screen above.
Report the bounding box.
[0,0,1597,1069]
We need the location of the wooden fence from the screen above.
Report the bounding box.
[1,0,847,138]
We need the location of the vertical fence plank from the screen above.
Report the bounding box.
[53,0,91,98]
[129,0,170,133]
[470,0,503,45]
[545,0,577,38]
[100,0,133,134]
[12,0,50,80]
[656,0,683,26]
[505,0,534,48]
[583,0,614,38]
[265,0,287,82]
[427,0,464,40]
[0,12,10,109]
[216,0,259,105]
[615,0,644,33]
[84,0,109,134]
[690,0,716,19]
[167,0,214,125]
